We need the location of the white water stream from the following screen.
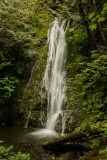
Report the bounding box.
[44,17,68,131]
[31,17,68,138]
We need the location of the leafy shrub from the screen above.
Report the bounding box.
[67,50,107,122]
[0,141,30,160]
[88,2,107,31]
[0,76,19,102]
[99,124,107,158]
[0,0,35,121]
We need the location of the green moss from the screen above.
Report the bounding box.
[42,121,107,160]
[55,153,70,160]
[43,121,107,149]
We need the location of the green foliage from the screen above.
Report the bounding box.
[99,124,107,158]
[99,124,107,159]
[90,140,100,148]
[0,141,30,160]
[68,26,88,57]
[99,146,107,158]
[66,0,107,123]
[9,152,30,160]
[0,1,34,104]
[97,17,105,23]
[88,2,107,31]
[102,2,107,15]
[100,123,107,139]
[0,76,19,102]
[0,0,53,124]
[67,50,107,122]
[89,23,97,31]
[0,1,33,49]
[0,62,12,70]
[0,0,36,122]
[88,12,96,20]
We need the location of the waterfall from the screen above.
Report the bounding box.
[43,17,68,132]
[30,17,68,139]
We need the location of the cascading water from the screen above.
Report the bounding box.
[30,17,68,139]
[44,17,68,131]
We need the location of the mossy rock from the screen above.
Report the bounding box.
[43,128,84,149]
[42,121,107,156]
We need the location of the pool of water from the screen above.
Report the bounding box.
[0,127,55,160]
[0,127,34,143]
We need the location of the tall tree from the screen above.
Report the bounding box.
[78,0,98,50]
[93,0,107,47]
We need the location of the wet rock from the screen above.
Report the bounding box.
[54,109,83,133]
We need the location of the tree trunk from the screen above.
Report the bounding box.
[93,0,107,48]
[0,104,3,122]
[78,0,98,50]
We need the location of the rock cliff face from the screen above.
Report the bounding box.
[8,44,48,126]
[7,2,55,126]
[21,47,48,127]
